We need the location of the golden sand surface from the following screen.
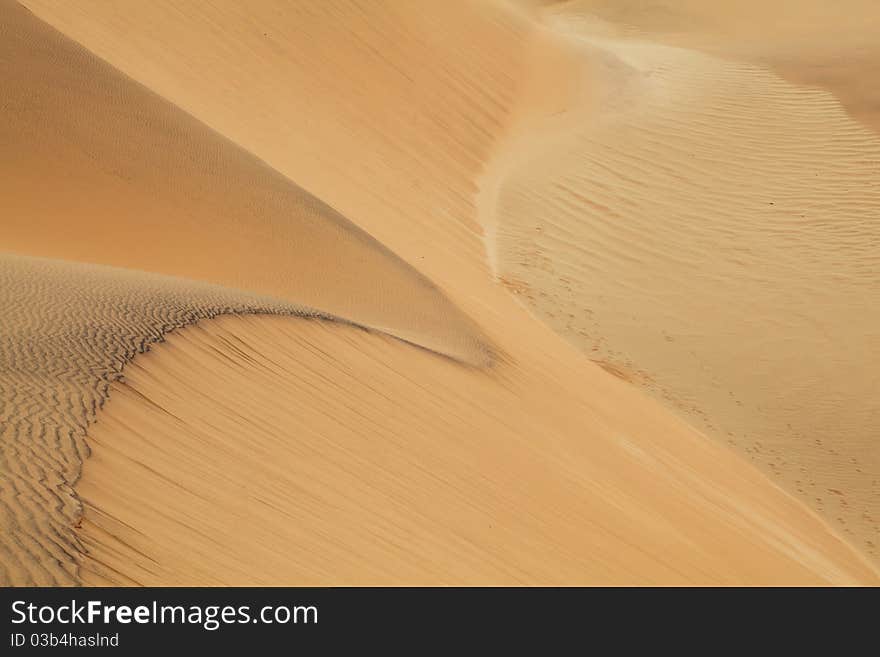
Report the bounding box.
[2,0,878,584]
[0,254,320,585]
[78,316,877,585]
[1,1,488,363]
[487,2,880,561]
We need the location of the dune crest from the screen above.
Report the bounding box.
[0,1,494,585]
[0,254,322,585]
[3,0,877,585]
[1,0,490,365]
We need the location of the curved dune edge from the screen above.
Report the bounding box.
[74,314,878,585]
[10,0,876,582]
[1,2,495,586]
[0,0,491,366]
[0,254,485,586]
[480,9,880,564]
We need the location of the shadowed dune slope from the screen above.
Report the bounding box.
[0,0,489,364]
[77,315,878,585]
[16,0,530,285]
[0,0,497,585]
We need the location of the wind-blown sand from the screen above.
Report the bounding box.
[485,5,880,557]
[77,316,876,585]
[541,0,880,135]
[0,254,320,585]
[487,2,880,561]
[2,0,878,584]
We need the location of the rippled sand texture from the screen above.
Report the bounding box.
[0,255,322,585]
[0,1,488,585]
[547,0,880,135]
[486,2,880,561]
[4,0,878,584]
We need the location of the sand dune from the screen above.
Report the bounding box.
[1,0,489,364]
[487,5,880,561]
[0,253,320,585]
[16,0,528,287]
[1,0,878,585]
[76,316,877,585]
[536,0,880,135]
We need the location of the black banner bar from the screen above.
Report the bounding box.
[1,587,875,651]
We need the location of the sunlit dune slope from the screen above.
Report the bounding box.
[0,0,488,364]
[530,0,880,135]
[487,4,880,560]
[7,0,878,584]
[0,254,326,585]
[77,315,878,585]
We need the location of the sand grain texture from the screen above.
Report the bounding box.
[0,1,489,585]
[488,2,880,561]
[76,316,878,585]
[1,0,489,364]
[2,0,879,584]
[0,254,323,585]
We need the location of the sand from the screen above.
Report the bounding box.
[77,316,877,585]
[487,2,880,561]
[2,0,878,584]
[0,254,318,585]
[1,0,489,364]
[538,1,880,135]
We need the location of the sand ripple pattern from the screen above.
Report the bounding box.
[0,253,332,585]
[494,33,880,561]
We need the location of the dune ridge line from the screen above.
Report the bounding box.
[0,253,490,586]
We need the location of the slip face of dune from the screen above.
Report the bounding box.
[5,0,878,586]
[0,1,494,585]
[75,315,878,585]
[1,0,489,365]
[16,0,529,294]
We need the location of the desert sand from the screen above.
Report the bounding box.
[489,1,880,559]
[1,0,878,585]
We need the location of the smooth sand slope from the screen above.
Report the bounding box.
[0,1,487,585]
[78,316,876,585]
[537,0,880,136]
[2,0,877,583]
[1,0,488,364]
